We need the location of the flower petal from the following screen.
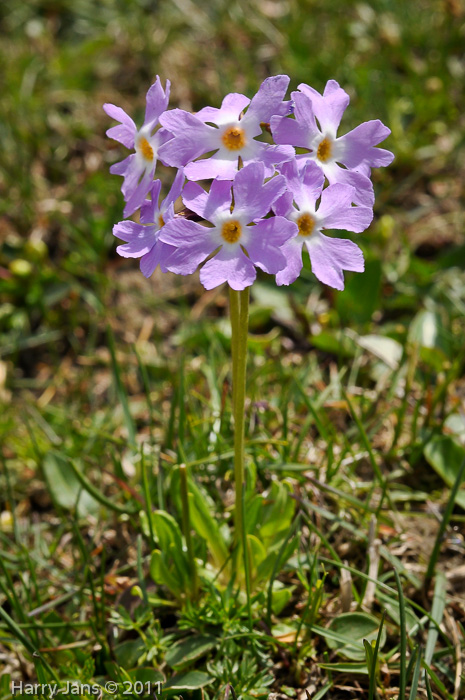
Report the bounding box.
[275,240,304,286]
[184,153,239,181]
[298,80,349,135]
[181,181,208,218]
[324,163,375,207]
[160,168,185,212]
[182,179,232,222]
[246,217,298,274]
[140,180,162,224]
[110,153,143,203]
[103,103,136,130]
[199,246,256,291]
[273,190,294,218]
[337,120,394,170]
[308,232,364,290]
[246,75,290,125]
[145,77,170,125]
[159,217,208,246]
[123,168,155,217]
[204,179,233,221]
[110,154,133,176]
[113,221,158,258]
[279,159,324,210]
[317,183,373,232]
[106,124,135,149]
[232,162,286,220]
[140,241,175,277]
[158,110,219,166]
[271,114,311,149]
[242,141,295,178]
[196,92,250,125]
[159,218,215,274]
[163,242,214,275]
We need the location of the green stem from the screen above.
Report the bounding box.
[229,287,250,549]
[229,288,240,411]
[179,464,198,599]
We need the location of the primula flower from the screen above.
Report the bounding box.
[112,169,185,278]
[158,162,298,290]
[274,160,373,289]
[270,81,394,207]
[104,76,172,217]
[158,75,294,181]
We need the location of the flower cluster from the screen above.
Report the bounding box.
[106,76,393,291]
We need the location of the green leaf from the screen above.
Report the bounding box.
[162,671,213,694]
[152,511,189,580]
[114,639,146,668]
[0,673,11,696]
[425,571,447,668]
[335,258,382,325]
[165,635,217,669]
[247,534,267,578]
[170,468,228,569]
[271,585,294,615]
[356,334,403,369]
[377,590,418,633]
[251,282,294,325]
[311,330,355,358]
[318,662,369,674]
[127,669,165,684]
[150,550,182,597]
[42,453,98,517]
[326,613,387,660]
[408,309,449,353]
[259,481,295,542]
[187,485,229,570]
[424,436,465,508]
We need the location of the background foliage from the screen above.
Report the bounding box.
[1,1,464,699]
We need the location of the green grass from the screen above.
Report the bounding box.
[1,0,465,698]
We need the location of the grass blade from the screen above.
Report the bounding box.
[367,610,386,700]
[107,325,136,448]
[424,571,447,669]
[394,569,407,700]
[424,455,465,585]
[408,645,422,700]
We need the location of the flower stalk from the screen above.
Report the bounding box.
[229,287,249,548]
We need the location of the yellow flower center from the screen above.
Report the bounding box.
[221,220,242,243]
[138,137,154,161]
[158,214,165,228]
[222,126,246,151]
[316,137,332,163]
[297,213,315,237]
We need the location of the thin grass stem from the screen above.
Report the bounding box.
[179,464,198,599]
[394,569,407,700]
[424,455,465,586]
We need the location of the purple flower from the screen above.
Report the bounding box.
[112,169,185,278]
[104,77,172,217]
[158,76,295,181]
[274,160,373,289]
[158,162,298,290]
[270,81,394,207]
